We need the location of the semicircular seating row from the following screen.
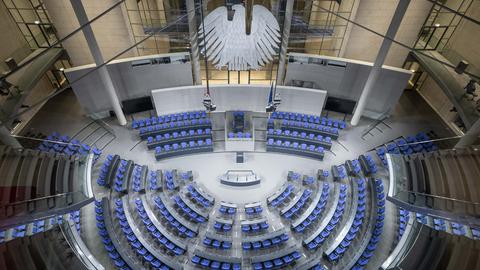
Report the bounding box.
[133,111,213,160]
[92,148,402,270]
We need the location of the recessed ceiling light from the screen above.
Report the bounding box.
[34,20,40,24]
[434,23,441,27]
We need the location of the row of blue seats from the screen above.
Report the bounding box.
[132,111,207,129]
[214,221,232,232]
[204,237,232,249]
[0,210,80,244]
[153,196,196,238]
[113,160,129,193]
[241,221,269,232]
[293,183,330,233]
[147,129,212,144]
[376,132,438,165]
[268,184,295,207]
[242,233,289,250]
[245,205,263,215]
[398,208,409,241]
[268,129,333,144]
[94,200,131,269]
[131,165,144,192]
[363,155,378,174]
[97,155,116,186]
[417,212,472,237]
[114,199,164,268]
[352,179,385,269]
[282,189,313,219]
[139,118,212,135]
[252,250,301,270]
[305,184,347,250]
[267,139,325,154]
[288,172,302,181]
[327,179,367,262]
[271,119,340,136]
[219,205,236,215]
[133,198,184,256]
[164,170,176,191]
[187,185,213,208]
[334,165,347,179]
[350,159,362,175]
[191,254,241,270]
[303,176,316,185]
[149,171,160,191]
[228,132,252,139]
[154,139,212,154]
[270,111,346,129]
[39,132,101,162]
[173,195,207,223]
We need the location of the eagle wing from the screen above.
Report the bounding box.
[199,5,280,71]
[250,5,281,70]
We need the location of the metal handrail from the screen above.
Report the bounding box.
[59,218,105,270]
[0,191,76,208]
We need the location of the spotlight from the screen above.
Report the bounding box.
[202,93,216,112]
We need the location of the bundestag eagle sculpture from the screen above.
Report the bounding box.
[199,4,281,71]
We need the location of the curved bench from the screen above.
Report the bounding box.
[267,128,333,149]
[192,249,241,270]
[94,198,138,269]
[324,178,367,262]
[139,119,212,140]
[267,183,295,207]
[151,194,199,238]
[213,217,233,232]
[146,129,212,149]
[134,196,186,256]
[303,183,348,250]
[350,179,385,269]
[154,139,213,160]
[219,202,237,215]
[172,191,209,223]
[280,188,313,219]
[241,217,269,233]
[292,182,330,233]
[119,196,182,269]
[203,231,233,250]
[186,183,215,207]
[220,170,261,187]
[132,110,207,129]
[250,245,302,269]
[266,139,324,160]
[242,228,289,250]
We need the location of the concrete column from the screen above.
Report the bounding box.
[276,0,294,85]
[69,0,127,126]
[456,119,480,148]
[350,0,411,126]
[187,0,202,85]
[0,125,21,148]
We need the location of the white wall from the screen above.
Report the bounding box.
[285,53,412,118]
[343,0,432,67]
[43,0,136,66]
[65,53,193,114]
[151,85,328,116]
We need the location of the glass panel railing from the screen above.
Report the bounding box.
[386,153,480,225]
[0,191,93,231]
[59,218,105,270]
